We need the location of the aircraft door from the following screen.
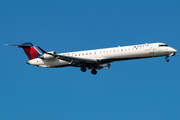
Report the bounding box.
[149,47,154,54]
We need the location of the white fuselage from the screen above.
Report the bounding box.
[27,43,177,68]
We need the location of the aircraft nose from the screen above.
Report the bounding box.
[26,61,30,64]
[170,48,177,53]
[173,49,177,53]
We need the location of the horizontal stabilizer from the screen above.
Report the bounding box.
[5,42,34,48]
[4,44,32,47]
[5,42,42,60]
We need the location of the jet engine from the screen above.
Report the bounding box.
[39,51,56,60]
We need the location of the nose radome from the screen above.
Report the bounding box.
[170,48,177,53]
[172,48,177,53]
[26,61,30,64]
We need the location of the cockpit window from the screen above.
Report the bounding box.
[159,44,169,47]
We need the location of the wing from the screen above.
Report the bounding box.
[37,46,101,67]
[46,53,100,66]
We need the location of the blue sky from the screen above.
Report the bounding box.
[1,0,180,120]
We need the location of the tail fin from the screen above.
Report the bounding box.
[19,43,42,60]
[5,42,42,60]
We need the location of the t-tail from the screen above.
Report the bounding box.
[5,42,42,60]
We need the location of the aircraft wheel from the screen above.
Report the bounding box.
[166,59,169,62]
[91,69,97,75]
[81,67,87,72]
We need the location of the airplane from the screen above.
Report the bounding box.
[6,42,177,75]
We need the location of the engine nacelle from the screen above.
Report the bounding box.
[39,51,56,60]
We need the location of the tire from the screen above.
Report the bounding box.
[166,59,169,62]
[81,67,87,72]
[91,69,97,75]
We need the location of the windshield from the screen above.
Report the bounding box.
[159,44,169,47]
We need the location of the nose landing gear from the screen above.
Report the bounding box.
[165,56,169,62]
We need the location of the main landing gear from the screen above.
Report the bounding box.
[91,69,97,75]
[81,67,87,72]
[165,56,169,62]
[80,67,97,75]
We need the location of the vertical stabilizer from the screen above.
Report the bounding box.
[18,43,42,60]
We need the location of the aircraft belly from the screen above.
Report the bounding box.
[42,59,69,67]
